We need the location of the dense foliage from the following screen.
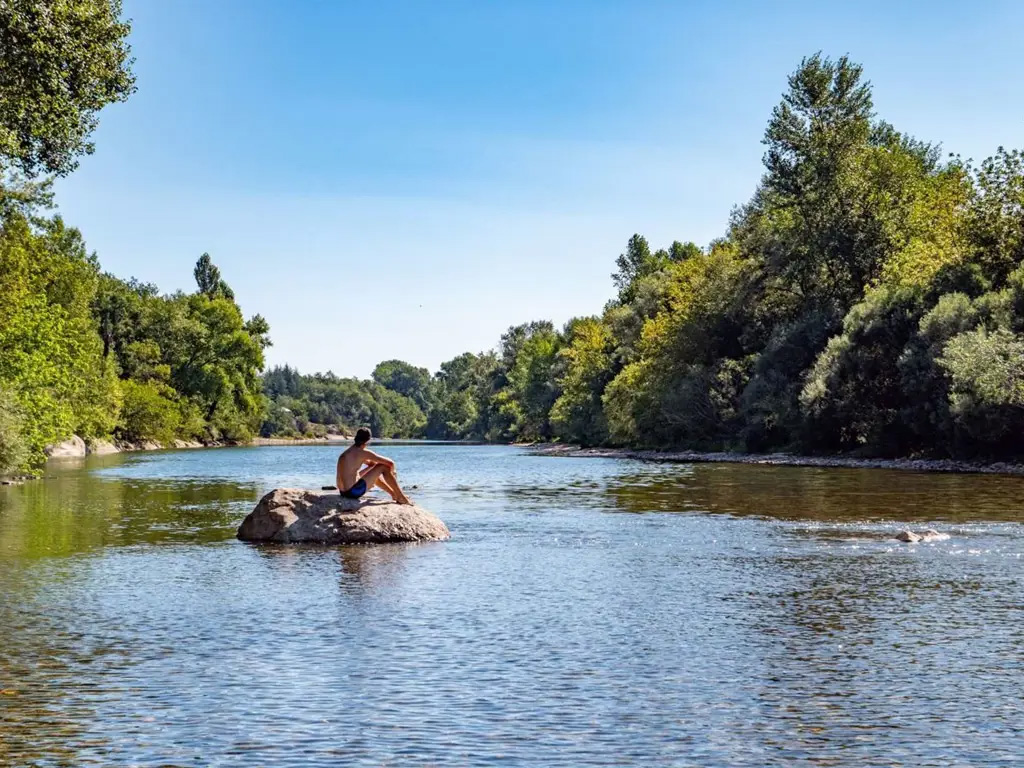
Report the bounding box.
[269,54,1024,461]
[0,0,135,177]
[6,33,1024,474]
[261,363,426,439]
[0,205,270,473]
[93,256,270,446]
[0,1,275,476]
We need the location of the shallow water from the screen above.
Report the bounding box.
[1,444,1021,766]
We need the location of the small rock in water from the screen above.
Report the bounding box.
[895,528,949,543]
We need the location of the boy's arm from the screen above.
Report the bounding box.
[363,449,395,469]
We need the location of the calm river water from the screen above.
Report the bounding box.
[0,444,1021,766]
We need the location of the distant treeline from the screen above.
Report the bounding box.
[266,55,1024,460]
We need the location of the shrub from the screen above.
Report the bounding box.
[118,380,180,444]
[0,389,29,476]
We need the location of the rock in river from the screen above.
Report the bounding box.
[237,488,450,544]
[895,528,950,543]
[44,435,86,458]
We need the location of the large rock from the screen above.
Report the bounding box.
[45,435,86,458]
[87,439,120,455]
[237,488,450,544]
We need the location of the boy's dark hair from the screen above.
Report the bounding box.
[354,427,371,446]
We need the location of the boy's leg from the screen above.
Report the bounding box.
[357,464,387,492]
[360,464,412,504]
[381,468,411,504]
[374,471,401,498]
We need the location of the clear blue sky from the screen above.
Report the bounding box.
[53,0,1024,378]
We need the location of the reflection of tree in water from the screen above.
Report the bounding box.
[602,463,1024,522]
[0,464,267,765]
[0,472,259,560]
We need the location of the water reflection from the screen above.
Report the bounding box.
[603,463,1024,522]
[1,460,260,562]
[0,445,1020,766]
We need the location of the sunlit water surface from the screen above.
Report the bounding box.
[1,445,1021,766]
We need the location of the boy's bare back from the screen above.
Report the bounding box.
[336,444,369,492]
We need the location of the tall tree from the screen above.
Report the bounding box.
[0,0,135,177]
[193,252,234,299]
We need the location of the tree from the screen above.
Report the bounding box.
[800,287,923,454]
[0,387,28,476]
[0,210,118,467]
[967,148,1024,286]
[758,53,877,310]
[193,252,234,299]
[0,0,135,177]
[372,359,434,412]
[939,327,1024,452]
[612,234,674,303]
[550,318,614,445]
[489,322,562,440]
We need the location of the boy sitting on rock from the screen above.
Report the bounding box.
[336,427,412,505]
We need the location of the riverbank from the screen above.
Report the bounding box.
[251,435,348,446]
[528,443,1024,476]
[44,436,216,460]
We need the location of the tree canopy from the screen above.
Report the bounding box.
[0,0,135,177]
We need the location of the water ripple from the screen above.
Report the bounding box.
[0,445,1021,765]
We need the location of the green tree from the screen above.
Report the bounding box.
[0,387,28,476]
[372,359,434,412]
[0,211,118,467]
[0,0,135,177]
[550,318,614,445]
[193,252,235,299]
[939,327,1024,451]
[800,287,923,454]
[117,379,179,444]
[966,147,1024,285]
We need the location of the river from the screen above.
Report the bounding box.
[0,444,1020,766]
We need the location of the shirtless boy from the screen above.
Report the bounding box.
[336,427,412,505]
